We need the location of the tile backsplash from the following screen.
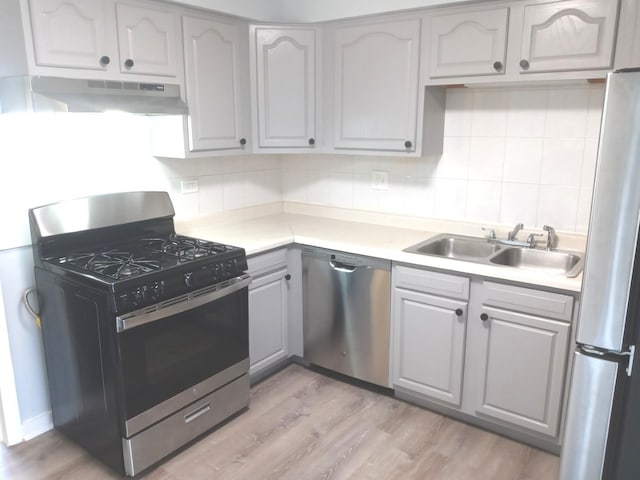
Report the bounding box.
[282,83,605,233]
[1,82,602,249]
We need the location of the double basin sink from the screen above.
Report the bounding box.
[404,233,584,278]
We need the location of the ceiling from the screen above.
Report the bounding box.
[170,0,485,22]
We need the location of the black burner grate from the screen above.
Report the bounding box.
[59,251,162,279]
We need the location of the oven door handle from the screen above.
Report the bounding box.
[116,274,252,333]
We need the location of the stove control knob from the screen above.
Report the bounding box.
[150,282,162,300]
[132,289,143,307]
[184,272,193,287]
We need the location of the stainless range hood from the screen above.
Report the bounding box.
[0,76,188,115]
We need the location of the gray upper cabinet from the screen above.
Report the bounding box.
[28,0,180,80]
[182,16,247,152]
[28,0,112,71]
[518,0,619,74]
[251,26,319,150]
[425,0,620,84]
[114,2,180,77]
[149,13,251,158]
[428,7,509,78]
[332,18,421,153]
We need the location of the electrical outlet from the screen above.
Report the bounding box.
[371,170,389,190]
[180,179,199,194]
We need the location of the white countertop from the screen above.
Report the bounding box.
[176,208,583,293]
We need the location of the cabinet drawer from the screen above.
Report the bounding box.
[394,265,469,300]
[482,281,573,322]
[247,249,288,276]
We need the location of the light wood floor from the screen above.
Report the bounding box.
[0,365,559,480]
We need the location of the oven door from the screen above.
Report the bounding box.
[115,274,251,437]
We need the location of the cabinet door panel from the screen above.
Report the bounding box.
[249,268,288,374]
[334,19,420,152]
[29,0,112,70]
[520,0,618,73]
[183,16,244,151]
[256,28,316,148]
[429,8,508,78]
[116,3,178,77]
[476,306,569,436]
[393,288,467,406]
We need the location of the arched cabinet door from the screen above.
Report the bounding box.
[428,7,509,78]
[519,0,619,74]
[115,3,180,77]
[182,16,246,152]
[333,18,420,152]
[29,0,114,71]
[254,27,317,149]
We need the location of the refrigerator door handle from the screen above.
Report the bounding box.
[625,345,635,376]
[581,345,635,376]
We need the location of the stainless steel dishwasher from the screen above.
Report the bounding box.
[302,246,391,387]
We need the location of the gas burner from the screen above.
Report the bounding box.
[141,234,230,262]
[60,250,162,280]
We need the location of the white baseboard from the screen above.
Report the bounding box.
[21,411,53,441]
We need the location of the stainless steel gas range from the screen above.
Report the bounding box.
[29,191,251,476]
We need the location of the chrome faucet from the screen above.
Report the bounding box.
[481,227,496,240]
[508,223,524,241]
[543,225,557,251]
[526,233,544,248]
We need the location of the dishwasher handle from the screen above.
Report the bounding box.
[329,260,360,273]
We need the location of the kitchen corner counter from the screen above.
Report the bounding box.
[175,211,583,294]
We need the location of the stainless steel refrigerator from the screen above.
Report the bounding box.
[560,69,640,479]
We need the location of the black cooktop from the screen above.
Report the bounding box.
[46,234,239,281]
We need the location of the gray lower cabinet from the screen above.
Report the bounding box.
[248,249,290,376]
[392,267,575,443]
[392,266,470,407]
[473,281,572,437]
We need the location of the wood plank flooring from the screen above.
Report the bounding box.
[0,365,559,479]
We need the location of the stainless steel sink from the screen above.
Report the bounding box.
[404,233,501,260]
[404,233,584,277]
[489,247,584,278]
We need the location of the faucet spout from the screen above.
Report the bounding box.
[508,223,524,241]
[543,225,557,251]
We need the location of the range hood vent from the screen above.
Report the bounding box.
[0,76,188,115]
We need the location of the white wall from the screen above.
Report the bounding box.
[283,83,604,233]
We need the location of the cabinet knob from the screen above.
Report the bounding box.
[285,274,291,280]
[493,61,503,71]
[100,55,111,66]
[308,138,315,146]
[455,308,464,317]
[404,140,412,149]
[519,59,530,70]
[124,58,134,69]
[239,138,247,146]
[480,313,489,322]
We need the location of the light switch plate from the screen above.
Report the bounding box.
[180,179,199,194]
[371,170,389,190]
